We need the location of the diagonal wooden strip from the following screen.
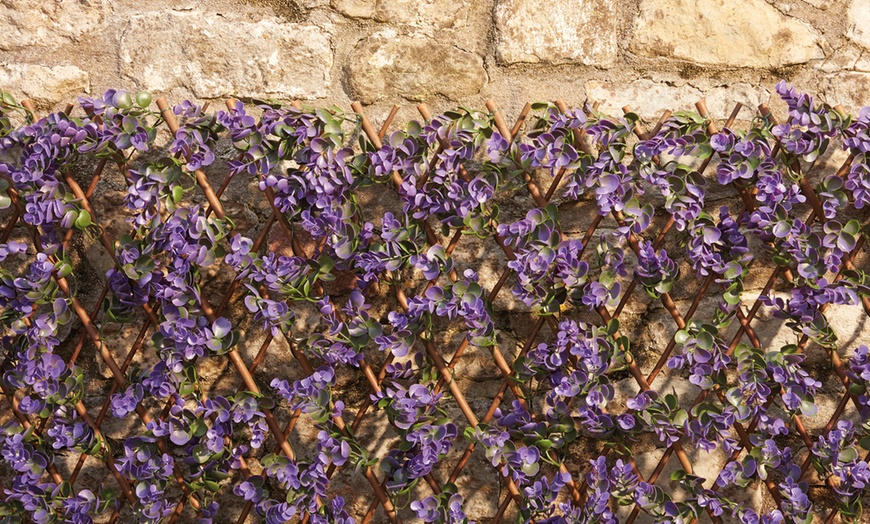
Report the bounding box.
[351,102,540,521]
[681,102,866,523]
[155,98,225,219]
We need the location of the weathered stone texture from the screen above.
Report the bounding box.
[821,72,870,112]
[818,45,865,73]
[332,0,467,30]
[494,0,619,66]
[585,80,770,119]
[847,0,870,50]
[0,0,110,51]
[631,0,825,67]
[119,12,333,99]
[0,0,868,520]
[0,64,89,106]
[345,31,486,103]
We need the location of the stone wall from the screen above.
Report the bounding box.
[2,1,870,523]
[1,0,868,123]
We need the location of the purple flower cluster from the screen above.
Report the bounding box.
[412,489,472,523]
[375,381,458,493]
[3,84,870,523]
[633,240,679,299]
[498,205,589,313]
[170,101,221,170]
[711,127,777,186]
[843,107,870,207]
[562,111,639,214]
[392,112,504,230]
[773,80,844,163]
[116,436,176,522]
[669,321,731,391]
[517,318,624,437]
[407,269,495,347]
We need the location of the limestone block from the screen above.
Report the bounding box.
[494,0,619,66]
[848,0,870,50]
[333,0,468,30]
[0,0,110,51]
[585,80,770,120]
[119,11,333,99]
[345,31,486,104]
[821,72,870,113]
[631,0,825,68]
[0,63,90,106]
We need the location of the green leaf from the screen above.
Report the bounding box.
[135,91,153,109]
[800,399,818,417]
[696,331,714,350]
[406,120,422,136]
[56,260,74,278]
[671,409,688,427]
[537,438,556,451]
[318,255,335,274]
[57,481,71,498]
[723,290,741,305]
[74,209,92,229]
[1,91,17,107]
[171,185,184,203]
[674,329,690,345]
[190,418,208,437]
[607,318,620,336]
[839,447,858,464]
[193,446,212,464]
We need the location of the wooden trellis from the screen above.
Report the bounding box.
[0,90,868,524]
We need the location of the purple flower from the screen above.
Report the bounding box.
[634,240,678,298]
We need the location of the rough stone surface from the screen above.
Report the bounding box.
[0,0,868,521]
[856,53,870,73]
[817,45,864,73]
[848,0,870,50]
[119,11,333,99]
[631,0,825,67]
[332,0,467,30]
[345,31,486,104]
[494,0,619,66]
[0,0,110,51]
[584,80,770,119]
[0,63,89,106]
[821,72,870,113]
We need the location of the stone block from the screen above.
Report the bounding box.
[585,80,770,120]
[345,31,486,104]
[631,0,825,68]
[119,11,333,99]
[848,0,870,50]
[333,0,468,31]
[494,0,619,67]
[0,0,110,51]
[0,64,89,107]
[821,72,870,113]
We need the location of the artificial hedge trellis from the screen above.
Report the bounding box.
[0,82,869,524]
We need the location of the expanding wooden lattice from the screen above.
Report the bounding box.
[1,87,869,524]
